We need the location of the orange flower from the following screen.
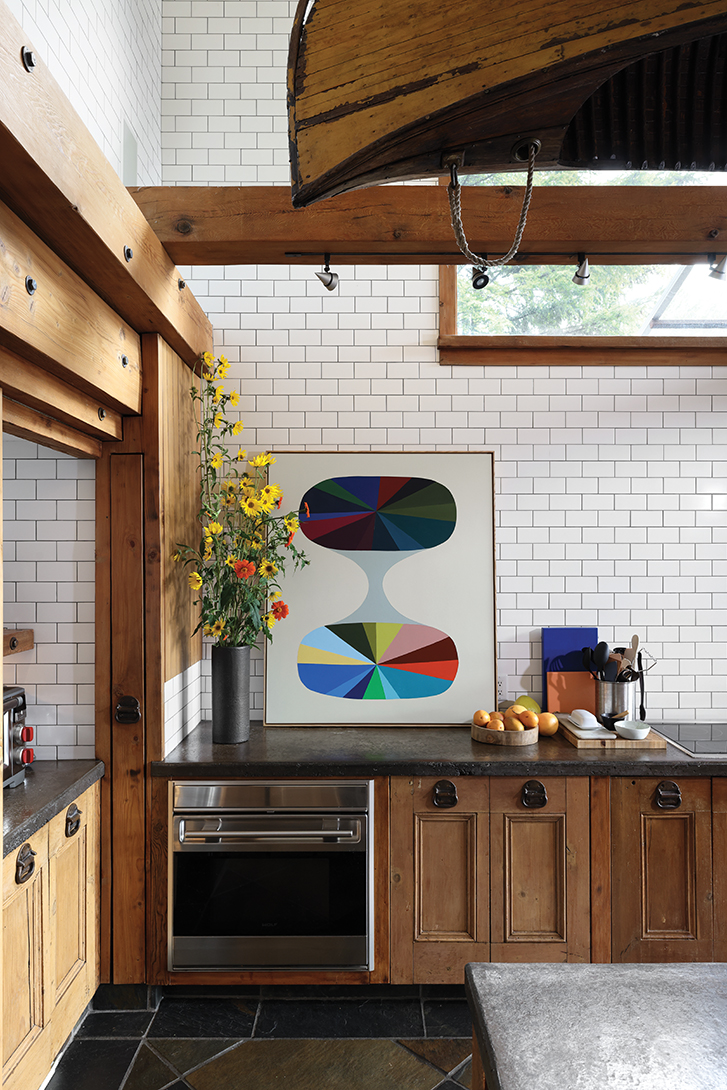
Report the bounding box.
[234,559,256,580]
[271,600,289,620]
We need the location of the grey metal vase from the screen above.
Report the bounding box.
[211,644,251,744]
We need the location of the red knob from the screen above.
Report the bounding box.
[20,726,33,743]
[20,748,34,765]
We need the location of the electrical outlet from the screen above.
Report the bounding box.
[497,676,504,701]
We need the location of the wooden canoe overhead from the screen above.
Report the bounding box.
[287,0,727,206]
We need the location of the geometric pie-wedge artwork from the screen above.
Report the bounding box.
[264,452,496,725]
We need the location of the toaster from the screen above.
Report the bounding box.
[3,686,34,788]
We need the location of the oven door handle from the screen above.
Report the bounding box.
[177,820,358,845]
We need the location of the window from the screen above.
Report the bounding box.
[438,172,727,365]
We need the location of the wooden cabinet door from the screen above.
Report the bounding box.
[713,779,727,962]
[390,776,489,984]
[490,777,590,963]
[2,829,51,1090]
[48,782,100,1054]
[611,777,713,962]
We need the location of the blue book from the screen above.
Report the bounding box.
[541,626,598,711]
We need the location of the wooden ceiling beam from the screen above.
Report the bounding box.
[0,346,123,441]
[3,398,103,459]
[0,200,142,415]
[0,0,212,368]
[131,185,727,266]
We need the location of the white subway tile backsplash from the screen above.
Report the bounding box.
[3,435,95,759]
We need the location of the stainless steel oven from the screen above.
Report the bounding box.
[169,780,374,972]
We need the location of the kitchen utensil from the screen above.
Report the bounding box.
[604,659,619,682]
[615,720,651,740]
[592,641,610,679]
[581,646,598,679]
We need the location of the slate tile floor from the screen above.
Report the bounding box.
[45,984,474,1090]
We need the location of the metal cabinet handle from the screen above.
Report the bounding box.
[655,780,682,809]
[521,779,548,808]
[115,695,141,724]
[15,843,36,884]
[65,803,82,838]
[432,780,458,808]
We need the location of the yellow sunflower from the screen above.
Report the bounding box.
[259,559,278,579]
[188,571,203,590]
[241,495,262,516]
[211,618,226,637]
[248,452,275,468]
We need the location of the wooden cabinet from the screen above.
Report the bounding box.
[390,775,590,983]
[2,782,100,1090]
[490,777,590,963]
[391,776,490,984]
[611,776,713,963]
[2,826,50,1090]
[713,779,727,962]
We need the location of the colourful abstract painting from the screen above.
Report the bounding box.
[264,453,496,725]
[299,476,456,551]
[298,622,458,699]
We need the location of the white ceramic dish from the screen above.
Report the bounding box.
[567,709,601,731]
[615,720,651,740]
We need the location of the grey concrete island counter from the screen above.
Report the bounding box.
[465,962,727,1090]
[153,720,725,778]
[3,759,105,857]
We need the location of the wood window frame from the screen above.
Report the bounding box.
[437,265,727,366]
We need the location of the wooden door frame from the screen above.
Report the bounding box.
[95,335,203,983]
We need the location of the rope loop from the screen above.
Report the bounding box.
[447,142,539,270]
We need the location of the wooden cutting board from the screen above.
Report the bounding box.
[558,721,667,750]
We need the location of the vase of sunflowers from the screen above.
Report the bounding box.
[175,352,308,743]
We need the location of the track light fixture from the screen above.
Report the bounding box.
[709,255,727,281]
[573,253,590,286]
[315,253,339,291]
[472,263,490,290]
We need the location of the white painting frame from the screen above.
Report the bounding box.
[264,451,497,726]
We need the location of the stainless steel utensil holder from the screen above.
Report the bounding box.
[596,679,637,724]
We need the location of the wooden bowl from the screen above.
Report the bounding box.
[471,723,539,746]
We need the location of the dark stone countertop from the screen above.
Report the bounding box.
[465,962,727,1090]
[3,759,105,858]
[152,720,726,778]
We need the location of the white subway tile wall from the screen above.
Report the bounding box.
[3,437,96,759]
[162,1,727,723]
[6,0,162,185]
[163,659,203,757]
[2,1,724,753]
